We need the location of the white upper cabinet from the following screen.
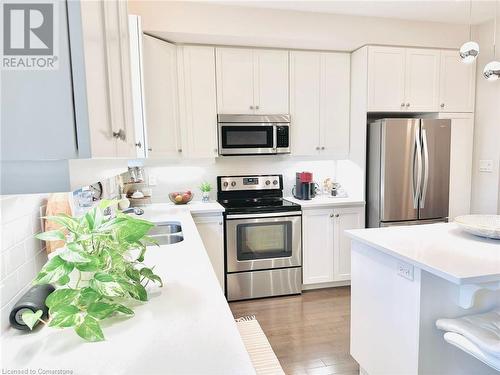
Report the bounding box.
[216,47,289,114]
[404,48,440,112]
[177,46,218,158]
[142,36,181,158]
[367,47,406,111]
[290,51,350,157]
[290,51,321,155]
[254,49,289,114]
[439,51,476,113]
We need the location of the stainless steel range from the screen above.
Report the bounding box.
[217,175,302,301]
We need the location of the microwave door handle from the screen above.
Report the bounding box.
[272,125,277,152]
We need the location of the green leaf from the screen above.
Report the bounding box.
[75,315,104,342]
[59,247,92,263]
[126,268,141,282]
[22,309,43,330]
[56,275,71,286]
[36,230,65,242]
[115,304,134,316]
[140,267,163,287]
[84,210,96,230]
[87,302,118,320]
[49,305,81,328]
[46,288,80,309]
[44,215,80,233]
[116,217,154,244]
[89,273,126,298]
[75,257,100,272]
[98,199,118,211]
[33,256,74,285]
[130,283,148,301]
[78,287,100,306]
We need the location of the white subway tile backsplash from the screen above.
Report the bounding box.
[0,194,48,334]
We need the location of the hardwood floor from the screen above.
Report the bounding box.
[229,287,358,375]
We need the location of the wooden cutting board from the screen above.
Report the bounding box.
[44,192,72,254]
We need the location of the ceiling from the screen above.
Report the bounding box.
[209,0,497,25]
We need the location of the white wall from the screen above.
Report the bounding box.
[128,1,469,51]
[0,195,48,333]
[471,20,500,214]
[144,158,362,203]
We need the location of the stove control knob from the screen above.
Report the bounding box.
[231,181,236,187]
[265,180,271,185]
[273,180,278,185]
[223,181,229,187]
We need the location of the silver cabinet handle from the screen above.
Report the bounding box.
[329,213,334,218]
[135,141,142,148]
[250,105,254,110]
[255,105,260,110]
[412,125,422,209]
[406,103,410,108]
[177,149,182,153]
[214,148,218,153]
[113,129,126,141]
[401,102,405,107]
[335,213,340,218]
[321,146,325,150]
[218,222,222,225]
[316,146,320,150]
[440,103,445,108]
[420,128,429,208]
[148,148,153,152]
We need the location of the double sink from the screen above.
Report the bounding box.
[149,222,184,245]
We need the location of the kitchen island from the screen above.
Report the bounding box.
[346,223,500,375]
[1,203,256,375]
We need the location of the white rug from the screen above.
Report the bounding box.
[236,316,285,375]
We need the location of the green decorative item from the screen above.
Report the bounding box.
[23,200,162,342]
[199,182,212,203]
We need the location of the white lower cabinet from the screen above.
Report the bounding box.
[302,205,365,287]
[193,214,225,291]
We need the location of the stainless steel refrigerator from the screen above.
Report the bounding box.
[367,118,451,228]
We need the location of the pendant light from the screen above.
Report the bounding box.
[460,0,480,63]
[483,0,500,81]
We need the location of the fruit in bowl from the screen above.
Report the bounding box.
[168,191,193,205]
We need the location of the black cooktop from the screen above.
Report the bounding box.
[218,197,301,215]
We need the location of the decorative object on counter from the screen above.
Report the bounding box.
[168,191,193,205]
[77,186,94,207]
[127,166,145,183]
[22,200,163,342]
[199,182,212,202]
[454,215,500,240]
[45,193,73,254]
[131,190,144,199]
[118,193,130,210]
[9,284,55,330]
[141,187,152,198]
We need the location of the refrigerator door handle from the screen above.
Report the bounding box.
[420,128,430,208]
[412,126,422,209]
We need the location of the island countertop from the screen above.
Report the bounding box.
[0,203,255,375]
[346,222,500,285]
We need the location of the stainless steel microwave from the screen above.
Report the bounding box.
[217,114,290,156]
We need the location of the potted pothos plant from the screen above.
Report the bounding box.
[22,200,162,342]
[199,182,212,203]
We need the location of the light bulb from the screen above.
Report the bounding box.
[483,60,500,81]
[459,41,480,63]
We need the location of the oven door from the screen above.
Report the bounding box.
[226,212,302,272]
[218,123,276,155]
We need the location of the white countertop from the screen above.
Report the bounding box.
[346,223,500,285]
[285,195,365,208]
[1,203,255,375]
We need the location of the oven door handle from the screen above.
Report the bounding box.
[226,211,302,219]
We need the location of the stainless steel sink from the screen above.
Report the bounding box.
[154,234,184,245]
[149,222,182,236]
[149,222,184,245]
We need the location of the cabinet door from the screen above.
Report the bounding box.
[302,209,334,285]
[216,48,255,114]
[367,47,406,111]
[439,51,476,113]
[289,51,321,156]
[194,216,225,291]
[333,206,365,281]
[178,46,218,159]
[320,52,350,158]
[254,49,289,114]
[142,36,181,158]
[439,113,474,219]
[404,48,440,112]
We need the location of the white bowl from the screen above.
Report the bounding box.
[454,215,500,240]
